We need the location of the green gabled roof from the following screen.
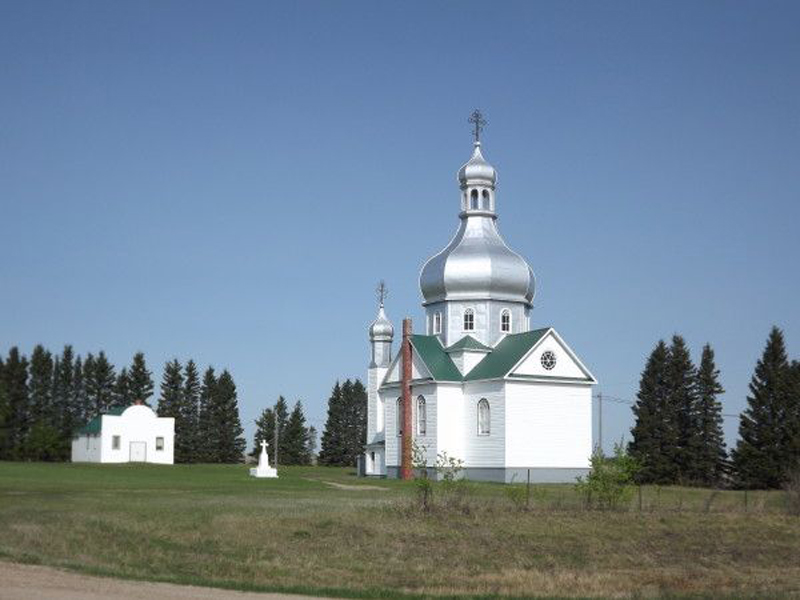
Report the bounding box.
[463,328,550,381]
[446,335,492,353]
[74,405,128,436]
[410,335,462,382]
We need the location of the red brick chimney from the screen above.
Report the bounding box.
[400,318,413,480]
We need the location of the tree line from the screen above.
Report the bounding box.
[0,345,246,463]
[251,379,368,467]
[629,327,800,489]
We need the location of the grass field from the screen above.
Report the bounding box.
[0,462,798,599]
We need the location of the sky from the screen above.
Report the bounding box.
[1,1,799,453]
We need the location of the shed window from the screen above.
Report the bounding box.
[463,308,475,331]
[478,399,490,435]
[156,437,165,451]
[417,396,427,436]
[112,435,120,450]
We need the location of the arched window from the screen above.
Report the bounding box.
[433,312,442,334]
[397,398,403,437]
[417,396,426,436]
[500,309,511,333]
[478,399,490,435]
[470,189,479,209]
[463,308,475,331]
[482,189,490,210]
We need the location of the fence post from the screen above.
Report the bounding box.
[526,468,531,511]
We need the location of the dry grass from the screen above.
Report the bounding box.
[0,462,798,599]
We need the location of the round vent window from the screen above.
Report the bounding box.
[540,350,557,370]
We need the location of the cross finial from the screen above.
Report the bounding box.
[260,439,269,452]
[376,280,388,308]
[468,109,486,143]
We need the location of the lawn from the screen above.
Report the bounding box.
[0,462,798,599]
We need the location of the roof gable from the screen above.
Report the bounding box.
[463,328,549,381]
[510,329,597,383]
[445,335,492,353]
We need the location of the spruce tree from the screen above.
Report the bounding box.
[84,352,115,414]
[198,367,217,462]
[667,335,700,484]
[283,401,312,465]
[732,327,793,488]
[28,345,54,428]
[2,348,29,459]
[54,346,77,449]
[629,341,676,484]
[113,368,132,407]
[273,396,289,465]
[694,344,727,486]
[157,359,183,418]
[347,379,368,464]
[213,370,246,463]
[252,406,276,460]
[0,357,9,457]
[128,352,154,405]
[181,360,200,461]
[72,356,88,426]
[318,381,344,465]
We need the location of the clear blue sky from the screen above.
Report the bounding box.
[2,1,799,452]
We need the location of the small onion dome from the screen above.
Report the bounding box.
[369,305,394,341]
[457,142,497,188]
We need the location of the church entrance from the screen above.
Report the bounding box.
[129,441,146,462]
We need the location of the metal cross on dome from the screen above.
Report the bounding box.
[469,109,487,143]
[376,280,388,308]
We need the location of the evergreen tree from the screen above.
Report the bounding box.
[198,367,217,462]
[732,327,795,488]
[694,344,727,486]
[212,370,246,463]
[273,396,289,465]
[252,406,276,460]
[2,348,30,459]
[113,368,132,407]
[347,379,368,464]
[283,401,312,465]
[128,351,154,405]
[306,425,317,461]
[629,341,677,484]
[318,381,344,465]
[181,360,200,461]
[157,359,183,419]
[84,352,115,414]
[72,355,88,426]
[53,345,77,448]
[0,357,9,457]
[28,345,54,428]
[667,335,700,483]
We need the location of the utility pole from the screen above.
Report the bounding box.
[597,392,603,454]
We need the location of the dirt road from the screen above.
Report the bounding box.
[0,562,323,600]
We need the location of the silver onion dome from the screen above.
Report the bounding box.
[369,305,394,341]
[457,142,497,188]
[420,142,535,306]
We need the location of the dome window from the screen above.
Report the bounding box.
[463,308,475,331]
[482,189,490,210]
[433,312,442,334]
[470,189,479,210]
[500,309,511,333]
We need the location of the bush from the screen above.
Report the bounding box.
[575,443,640,510]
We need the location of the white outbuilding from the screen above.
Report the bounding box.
[364,130,597,483]
[71,402,175,464]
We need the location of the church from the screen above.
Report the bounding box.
[364,120,597,483]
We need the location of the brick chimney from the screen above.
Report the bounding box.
[400,318,413,480]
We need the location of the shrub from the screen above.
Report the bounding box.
[575,443,640,510]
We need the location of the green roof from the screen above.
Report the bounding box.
[463,328,550,381]
[410,335,462,382]
[74,405,128,436]
[445,335,492,353]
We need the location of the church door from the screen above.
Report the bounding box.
[129,441,147,462]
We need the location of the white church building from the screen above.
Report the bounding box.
[71,401,175,464]
[364,129,597,483]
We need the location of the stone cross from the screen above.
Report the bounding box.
[260,439,268,453]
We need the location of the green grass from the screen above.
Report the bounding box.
[0,462,798,599]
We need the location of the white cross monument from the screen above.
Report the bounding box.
[249,439,278,478]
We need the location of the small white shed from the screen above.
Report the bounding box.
[71,402,175,464]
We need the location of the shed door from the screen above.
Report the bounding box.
[129,441,147,462]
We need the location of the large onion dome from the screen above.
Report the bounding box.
[420,142,535,306]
